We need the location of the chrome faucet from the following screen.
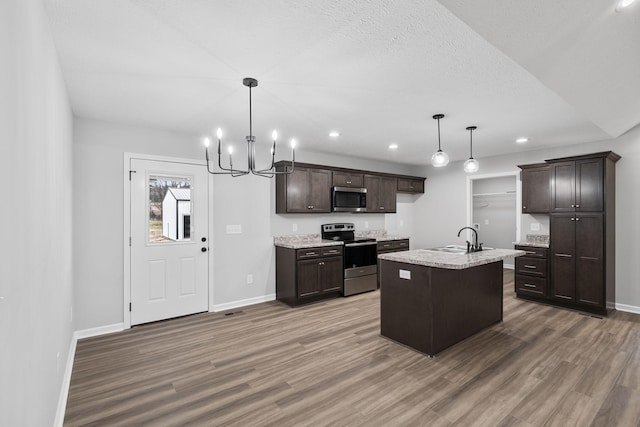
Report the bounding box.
[457,226,483,253]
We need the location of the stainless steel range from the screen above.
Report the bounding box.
[321,223,378,296]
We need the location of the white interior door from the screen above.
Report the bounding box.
[130,158,209,325]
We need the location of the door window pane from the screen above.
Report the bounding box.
[148,175,193,243]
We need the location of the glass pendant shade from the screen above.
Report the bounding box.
[463,158,479,173]
[431,150,450,167]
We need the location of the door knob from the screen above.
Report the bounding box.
[201,237,207,242]
[201,247,207,252]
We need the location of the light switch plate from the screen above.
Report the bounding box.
[530,222,540,231]
[399,269,411,280]
[226,224,242,234]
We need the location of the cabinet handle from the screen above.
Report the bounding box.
[575,218,580,221]
[575,204,580,208]
[305,252,317,256]
[524,265,537,269]
[523,284,536,288]
[326,250,338,254]
[380,207,385,210]
[346,181,351,184]
[524,251,537,255]
[570,218,575,221]
[523,205,526,209]
[571,204,575,208]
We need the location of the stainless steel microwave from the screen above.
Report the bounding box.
[332,186,367,212]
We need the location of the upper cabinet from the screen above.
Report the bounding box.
[519,163,550,214]
[274,161,425,214]
[397,177,425,194]
[364,174,397,213]
[275,165,332,213]
[550,156,607,213]
[332,171,364,188]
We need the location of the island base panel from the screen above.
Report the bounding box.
[380,260,503,356]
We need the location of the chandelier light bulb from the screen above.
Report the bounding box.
[290,138,297,149]
[216,128,223,139]
[431,150,450,167]
[227,146,233,155]
[204,137,211,148]
[617,0,636,11]
[272,130,278,141]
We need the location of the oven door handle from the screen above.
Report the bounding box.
[345,242,377,248]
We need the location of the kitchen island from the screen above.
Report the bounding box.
[378,248,525,356]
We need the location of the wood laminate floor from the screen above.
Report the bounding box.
[64,271,640,426]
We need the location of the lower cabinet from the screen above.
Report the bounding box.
[514,245,548,297]
[276,245,343,306]
[377,239,410,287]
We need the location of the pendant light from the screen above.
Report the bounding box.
[430,114,449,167]
[463,126,480,174]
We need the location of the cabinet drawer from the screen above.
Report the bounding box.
[514,246,548,258]
[297,246,343,259]
[515,257,547,277]
[516,275,547,296]
[377,239,410,253]
[321,246,343,257]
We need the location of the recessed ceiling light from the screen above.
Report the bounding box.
[617,0,636,11]
[516,137,528,144]
[329,131,340,137]
[388,143,398,150]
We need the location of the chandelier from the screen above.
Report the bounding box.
[203,77,295,177]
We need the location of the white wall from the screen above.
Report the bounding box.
[0,0,74,425]
[73,118,420,328]
[413,124,640,310]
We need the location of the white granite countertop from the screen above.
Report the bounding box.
[378,248,526,270]
[274,230,410,249]
[513,234,550,248]
[274,234,343,249]
[374,235,410,242]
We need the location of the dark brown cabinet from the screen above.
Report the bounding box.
[276,245,343,306]
[551,158,604,213]
[517,151,619,315]
[518,163,550,213]
[514,245,548,297]
[275,166,332,213]
[364,174,397,213]
[332,171,363,188]
[550,213,604,307]
[275,161,424,215]
[397,178,425,194]
[377,239,410,287]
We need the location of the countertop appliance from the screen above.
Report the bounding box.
[332,187,367,212]
[321,223,377,296]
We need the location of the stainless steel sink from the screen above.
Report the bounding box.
[428,245,493,254]
[427,245,469,254]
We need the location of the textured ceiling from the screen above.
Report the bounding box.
[44,0,635,166]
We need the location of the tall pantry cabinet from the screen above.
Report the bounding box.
[519,152,620,315]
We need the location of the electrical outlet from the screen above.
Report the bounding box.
[292,223,298,232]
[226,224,242,234]
[247,274,253,284]
[399,269,411,280]
[530,222,540,231]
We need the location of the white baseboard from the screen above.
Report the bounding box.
[615,303,640,315]
[54,333,77,427]
[74,323,125,340]
[504,263,514,270]
[212,294,276,312]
